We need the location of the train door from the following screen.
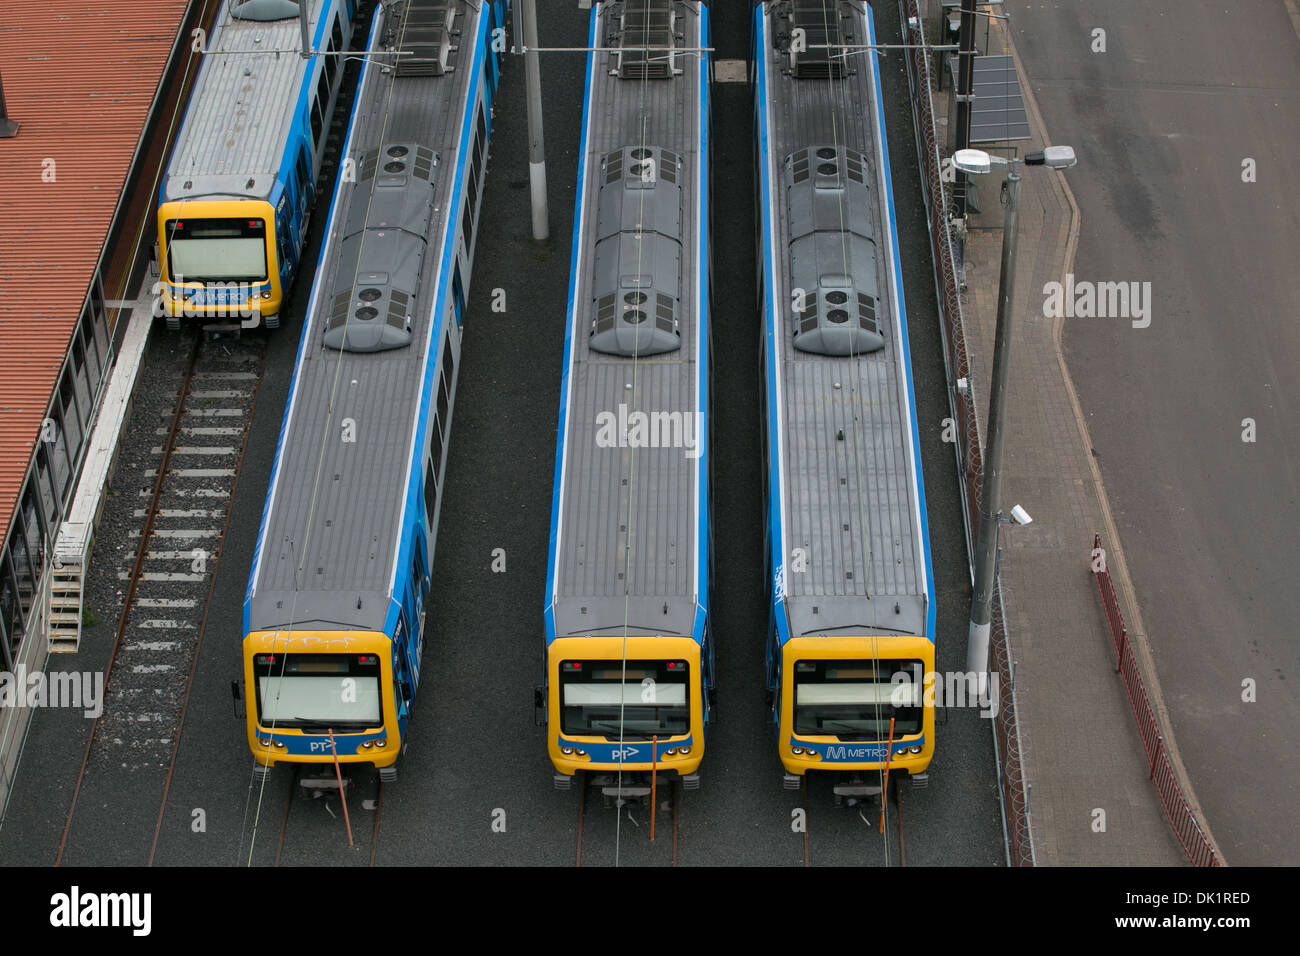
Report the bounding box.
[393,616,414,721]
[412,545,429,681]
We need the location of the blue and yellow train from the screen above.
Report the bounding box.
[156,0,357,330]
[242,0,507,779]
[754,0,937,798]
[543,0,714,795]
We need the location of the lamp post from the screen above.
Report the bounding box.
[955,146,1077,678]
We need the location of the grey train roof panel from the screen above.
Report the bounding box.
[164,0,335,204]
[249,1,484,633]
[550,1,705,641]
[762,0,928,639]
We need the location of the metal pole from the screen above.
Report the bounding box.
[522,0,549,240]
[952,0,977,217]
[967,161,1020,676]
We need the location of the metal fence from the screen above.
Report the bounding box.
[1090,533,1221,867]
[897,0,1034,866]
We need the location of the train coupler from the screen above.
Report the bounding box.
[783,773,800,791]
[378,766,398,784]
[553,773,572,791]
[680,773,700,791]
[910,772,929,789]
[299,772,353,794]
[833,779,883,808]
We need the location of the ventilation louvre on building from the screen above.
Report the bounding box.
[612,0,679,80]
[785,144,884,356]
[589,146,684,357]
[324,142,438,353]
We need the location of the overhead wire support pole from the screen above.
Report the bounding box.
[517,0,549,240]
[953,0,977,217]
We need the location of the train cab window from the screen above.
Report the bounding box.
[792,659,925,739]
[252,653,382,728]
[560,660,690,738]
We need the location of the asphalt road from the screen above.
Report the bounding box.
[1010,0,1300,865]
[1,0,1002,867]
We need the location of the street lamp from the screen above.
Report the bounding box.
[955,145,1077,679]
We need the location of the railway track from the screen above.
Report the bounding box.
[265,767,385,867]
[800,773,907,867]
[574,772,680,867]
[54,326,266,866]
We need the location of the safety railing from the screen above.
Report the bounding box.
[1090,533,1220,867]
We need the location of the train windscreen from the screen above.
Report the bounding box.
[166,218,269,282]
[254,653,382,728]
[560,659,690,738]
[793,659,924,739]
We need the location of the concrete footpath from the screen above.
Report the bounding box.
[933,16,1215,864]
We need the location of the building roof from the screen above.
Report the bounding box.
[0,1,190,533]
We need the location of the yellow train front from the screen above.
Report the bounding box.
[544,637,710,794]
[243,631,405,776]
[154,0,358,330]
[774,635,936,798]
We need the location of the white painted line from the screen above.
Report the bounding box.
[136,488,227,498]
[124,641,180,651]
[130,664,175,674]
[150,446,237,456]
[118,572,207,582]
[134,509,225,519]
[188,390,247,400]
[133,598,198,609]
[167,408,243,417]
[192,371,259,381]
[136,620,196,630]
[154,427,243,437]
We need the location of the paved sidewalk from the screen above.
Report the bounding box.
[934,17,1211,865]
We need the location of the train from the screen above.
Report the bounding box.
[242,0,508,780]
[542,0,714,797]
[754,0,937,801]
[155,0,358,331]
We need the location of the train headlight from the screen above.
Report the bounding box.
[359,740,373,750]
[677,746,690,755]
[663,748,676,756]
[260,290,272,299]
[909,745,923,754]
[374,738,387,748]
[791,746,804,755]
[575,749,587,757]
[561,747,574,755]
[273,740,286,750]
[258,738,272,749]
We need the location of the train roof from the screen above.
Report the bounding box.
[248,1,489,634]
[758,1,931,640]
[162,0,338,204]
[548,1,709,643]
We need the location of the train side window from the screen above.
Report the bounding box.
[424,460,437,526]
[444,332,454,385]
[436,371,449,437]
[462,200,473,257]
[452,264,465,326]
[296,150,312,206]
[311,98,323,150]
[430,418,443,484]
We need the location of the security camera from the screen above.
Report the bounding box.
[1009,504,1032,526]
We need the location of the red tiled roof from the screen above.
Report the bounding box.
[0,1,191,534]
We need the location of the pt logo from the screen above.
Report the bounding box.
[610,746,640,760]
[309,740,330,752]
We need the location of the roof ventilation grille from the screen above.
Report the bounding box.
[397,0,457,77]
[612,0,680,80]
